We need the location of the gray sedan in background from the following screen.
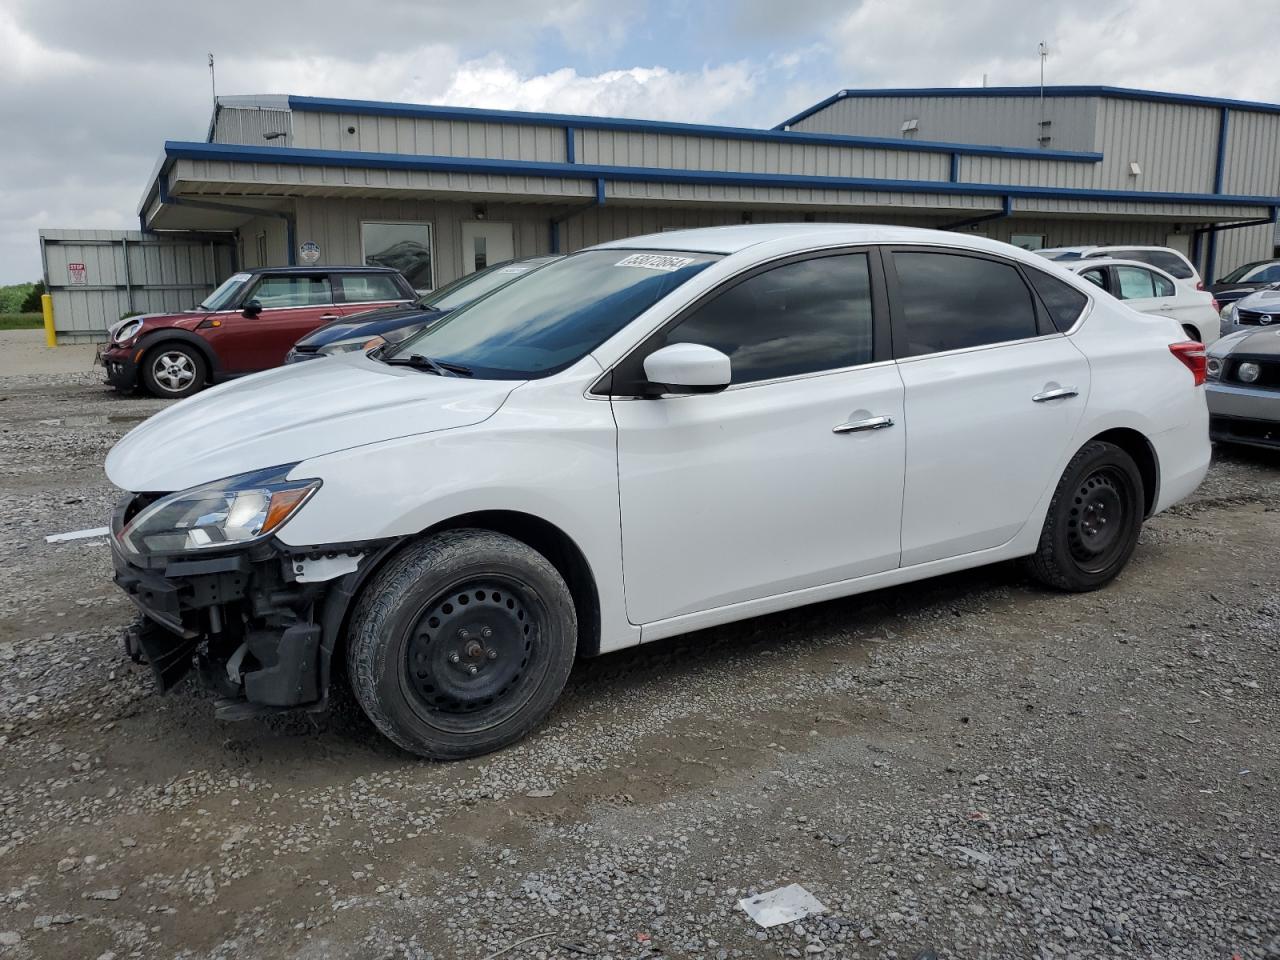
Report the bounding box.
[1207,328,1280,449]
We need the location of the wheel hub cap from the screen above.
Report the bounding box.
[1068,470,1126,563]
[406,584,533,714]
[154,353,194,391]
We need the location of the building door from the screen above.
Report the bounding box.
[461,222,514,275]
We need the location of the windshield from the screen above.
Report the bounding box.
[1220,261,1270,283]
[417,258,555,312]
[388,249,720,379]
[197,273,251,311]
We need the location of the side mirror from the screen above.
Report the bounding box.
[642,343,731,396]
[241,298,263,318]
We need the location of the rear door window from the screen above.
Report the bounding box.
[1078,268,1108,290]
[1110,249,1193,279]
[338,273,405,303]
[1114,266,1158,300]
[890,251,1039,357]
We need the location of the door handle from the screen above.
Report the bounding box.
[832,415,894,434]
[1032,387,1079,403]
[319,313,340,321]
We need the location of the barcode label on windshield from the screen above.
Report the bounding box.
[615,253,697,272]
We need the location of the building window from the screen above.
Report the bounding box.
[361,221,433,291]
[1010,234,1046,251]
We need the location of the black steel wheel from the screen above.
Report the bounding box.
[1025,440,1145,592]
[347,529,577,759]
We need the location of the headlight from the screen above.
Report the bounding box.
[317,335,385,356]
[114,319,144,343]
[119,465,319,556]
[1206,357,1223,381]
[1237,361,1262,383]
[1220,303,1236,321]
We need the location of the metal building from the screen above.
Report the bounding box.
[45,85,1280,337]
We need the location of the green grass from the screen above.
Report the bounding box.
[0,313,44,330]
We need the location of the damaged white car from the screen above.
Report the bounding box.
[106,225,1211,759]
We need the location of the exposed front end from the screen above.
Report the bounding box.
[108,473,376,717]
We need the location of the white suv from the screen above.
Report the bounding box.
[1036,245,1203,292]
[107,225,1211,759]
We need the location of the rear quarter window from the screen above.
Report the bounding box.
[1025,268,1090,332]
[1113,249,1193,279]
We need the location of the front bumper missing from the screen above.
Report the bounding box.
[109,506,371,715]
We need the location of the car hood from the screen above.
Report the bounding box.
[1232,288,1280,311]
[105,353,520,493]
[293,305,444,348]
[1210,328,1280,359]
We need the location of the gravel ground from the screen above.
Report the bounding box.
[0,371,1277,960]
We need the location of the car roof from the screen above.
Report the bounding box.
[1063,258,1180,281]
[594,222,1046,259]
[242,265,404,275]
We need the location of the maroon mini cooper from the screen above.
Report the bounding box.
[99,265,414,398]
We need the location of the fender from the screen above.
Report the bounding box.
[133,327,224,380]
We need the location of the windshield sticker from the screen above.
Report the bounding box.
[615,253,697,272]
[497,266,531,274]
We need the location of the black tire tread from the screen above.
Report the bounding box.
[1024,440,1143,592]
[346,529,576,760]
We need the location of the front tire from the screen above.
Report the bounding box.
[141,342,207,398]
[1024,440,1145,592]
[346,529,577,760]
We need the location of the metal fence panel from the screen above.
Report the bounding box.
[38,229,235,340]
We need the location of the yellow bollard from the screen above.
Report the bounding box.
[41,293,56,348]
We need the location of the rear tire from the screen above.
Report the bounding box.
[1024,440,1145,592]
[346,529,577,760]
[141,342,207,399]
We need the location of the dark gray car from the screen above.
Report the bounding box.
[1207,328,1280,449]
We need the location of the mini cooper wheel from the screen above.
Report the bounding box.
[346,529,577,760]
[1025,440,1145,592]
[141,343,207,399]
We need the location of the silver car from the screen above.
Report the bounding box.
[1219,286,1280,338]
[1207,328,1280,449]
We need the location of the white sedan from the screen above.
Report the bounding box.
[1062,258,1221,345]
[105,224,1211,759]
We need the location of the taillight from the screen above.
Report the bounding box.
[1195,280,1206,291]
[1169,341,1207,386]
[1210,297,1221,314]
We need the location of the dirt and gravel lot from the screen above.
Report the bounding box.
[0,365,1277,960]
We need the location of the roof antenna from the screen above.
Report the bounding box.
[208,52,216,107]
[1038,41,1049,147]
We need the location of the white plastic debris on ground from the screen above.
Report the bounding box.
[44,527,110,544]
[738,884,827,928]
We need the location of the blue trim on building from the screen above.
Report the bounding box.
[565,127,575,164]
[775,85,1280,129]
[949,153,959,183]
[285,95,1102,163]
[1214,107,1230,194]
[595,177,606,206]
[159,140,1280,209]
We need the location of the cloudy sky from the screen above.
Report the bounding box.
[4,0,1280,284]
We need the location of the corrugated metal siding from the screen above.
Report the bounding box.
[577,131,948,180]
[39,230,234,338]
[291,112,567,162]
[1092,99,1219,193]
[1222,109,1280,196]
[790,95,1099,152]
[604,179,993,210]
[294,198,552,288]
[172,157,593,200]
[212,107,292,147]
[235,215,289,268]
[1214,222,1277,278]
